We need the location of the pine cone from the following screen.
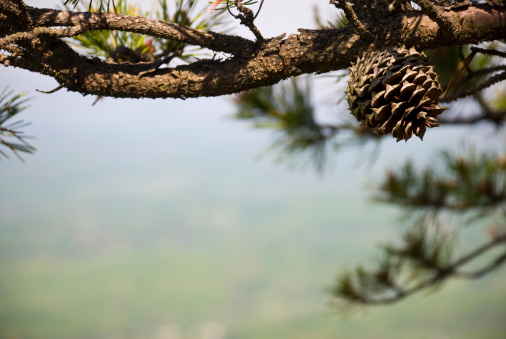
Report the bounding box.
[346,47,447,141]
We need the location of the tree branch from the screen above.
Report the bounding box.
[0,25,87,48]
[455,251,506,279]
[412,0,461,38]
[439,90,506,126]
[2,4,505,99]
[357,234,506,305]
[439,111,506,125]
[467,65,506,79]
[233,0,264,42]
[26,6,257,57]
[440,71,506,102]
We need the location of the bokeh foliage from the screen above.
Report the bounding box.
[233,78,337,172]
[328,148,506,311]
[229,2,506,311]
[0,87,35,161]
[377,148,506,216]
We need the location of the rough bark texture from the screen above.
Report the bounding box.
[1,1,506,99]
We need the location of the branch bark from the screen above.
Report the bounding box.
[27,7,257,57]
[1,2,506,99]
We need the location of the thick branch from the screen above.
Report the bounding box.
[3,4,506,99]
[0,25,87,48]
[413,0,461,38]
[26,6,257,57]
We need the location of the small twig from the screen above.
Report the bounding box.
[441,93,506,126]
[450,234,506,273]
[330,0,373,41]
[357,234,506,305]
[442,46,506,102]
[467,65,506,79]
[234,0,264,42]
[0,135,35,162]
[92,96,103,106]
[36,85,64,94]
[471,46,506,59]
[456,251,506,279]
[440,71,506,102]
[0,138,20,160]
[253,0,265,20]
[225,0,239,19]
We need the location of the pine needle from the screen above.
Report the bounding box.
[441,49,477,102]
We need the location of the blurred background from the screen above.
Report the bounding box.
[1,1,505,338]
